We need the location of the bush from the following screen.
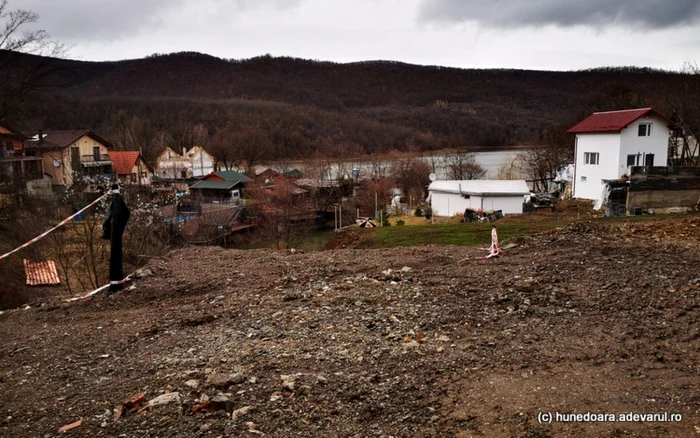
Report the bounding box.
[414,206,422,216]
[396,219,405,226]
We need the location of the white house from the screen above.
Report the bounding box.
[156,146,216,179]
[428,180,530,216]
[567,108,678,200]
[186,146,216,177]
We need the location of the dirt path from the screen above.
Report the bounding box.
[0,218,698,437]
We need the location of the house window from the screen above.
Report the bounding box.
[580,176,587,182]
[645,154,654,166]
[627,154,638,166]
[638,123,652,137]
[584,152,599,165]
[130,173,137,182]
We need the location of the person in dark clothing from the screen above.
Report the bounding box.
[102,184,130,293]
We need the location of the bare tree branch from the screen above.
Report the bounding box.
[0,0,68,121]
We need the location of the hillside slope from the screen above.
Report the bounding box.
[0,218,698,437]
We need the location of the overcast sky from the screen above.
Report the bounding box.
[18,0,700,71]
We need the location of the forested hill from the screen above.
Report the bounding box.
[42,52,674,109]
[6,51,693,161]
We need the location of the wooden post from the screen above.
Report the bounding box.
[375,192,378,221]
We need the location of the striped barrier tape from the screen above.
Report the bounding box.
[64,273,134,302]
[0,191,112,262]
[458,227,503,262]
[486,227,503,259]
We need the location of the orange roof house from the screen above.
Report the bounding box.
[109,151,153,185]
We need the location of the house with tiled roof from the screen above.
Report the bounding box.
[109,151,153,185]
[26,130,114,187]
[155,146,216,180]
[188,170,251,202]
[567,108,678,200]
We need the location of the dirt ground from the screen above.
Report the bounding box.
[0,216,698,437]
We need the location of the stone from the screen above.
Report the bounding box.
[210,394,234,412]
[148,392,181,407]
[185,379,199,389]
[281,374,295,391]
[134,269,152,278]
[232,406,255,420]
[206,373,246,388]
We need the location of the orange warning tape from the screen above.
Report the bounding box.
[0,192,111,261]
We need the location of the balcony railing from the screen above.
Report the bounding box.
[81,154,111,163]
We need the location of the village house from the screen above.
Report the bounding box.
[255,167,281,184]
[156,146,216,180]
[0,123,43,184]
[155,147,192,180]
[567,108,678,200]
[25,130,114,187]
[186,146,216,177]
[109,151,153,185]
[427,180,530,216]
[188,170,251,202]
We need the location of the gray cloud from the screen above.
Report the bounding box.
[21,0,188,41]
[418,0,700,29]
[21,0,302,42]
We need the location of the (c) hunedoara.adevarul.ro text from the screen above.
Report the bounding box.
[537,411,683,424]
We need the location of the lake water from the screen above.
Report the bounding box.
[278,149,526,181]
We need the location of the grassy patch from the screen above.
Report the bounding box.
[359,219,570,248]
[355,212,700,249]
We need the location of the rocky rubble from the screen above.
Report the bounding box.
[0,217,699,437]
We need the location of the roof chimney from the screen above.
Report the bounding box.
[38,129,44,145]
[182,147,187,156]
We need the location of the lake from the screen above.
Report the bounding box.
[275,148,527,181]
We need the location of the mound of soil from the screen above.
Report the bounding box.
[0,218,698,437]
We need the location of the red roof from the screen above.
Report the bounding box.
[109,151,141,175]
[24,259,60,286]
[567,108,678,134]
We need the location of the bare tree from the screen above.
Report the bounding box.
[518,143,572,192]
[443,150,486,180]
[391,156,431,205]
[495,155,520,180]
[365,154,389,180]
[107,111,161,162]
[249,178,316,249]
[660,62,700,166]
[0,0,68,120]
[211,123,272,173]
